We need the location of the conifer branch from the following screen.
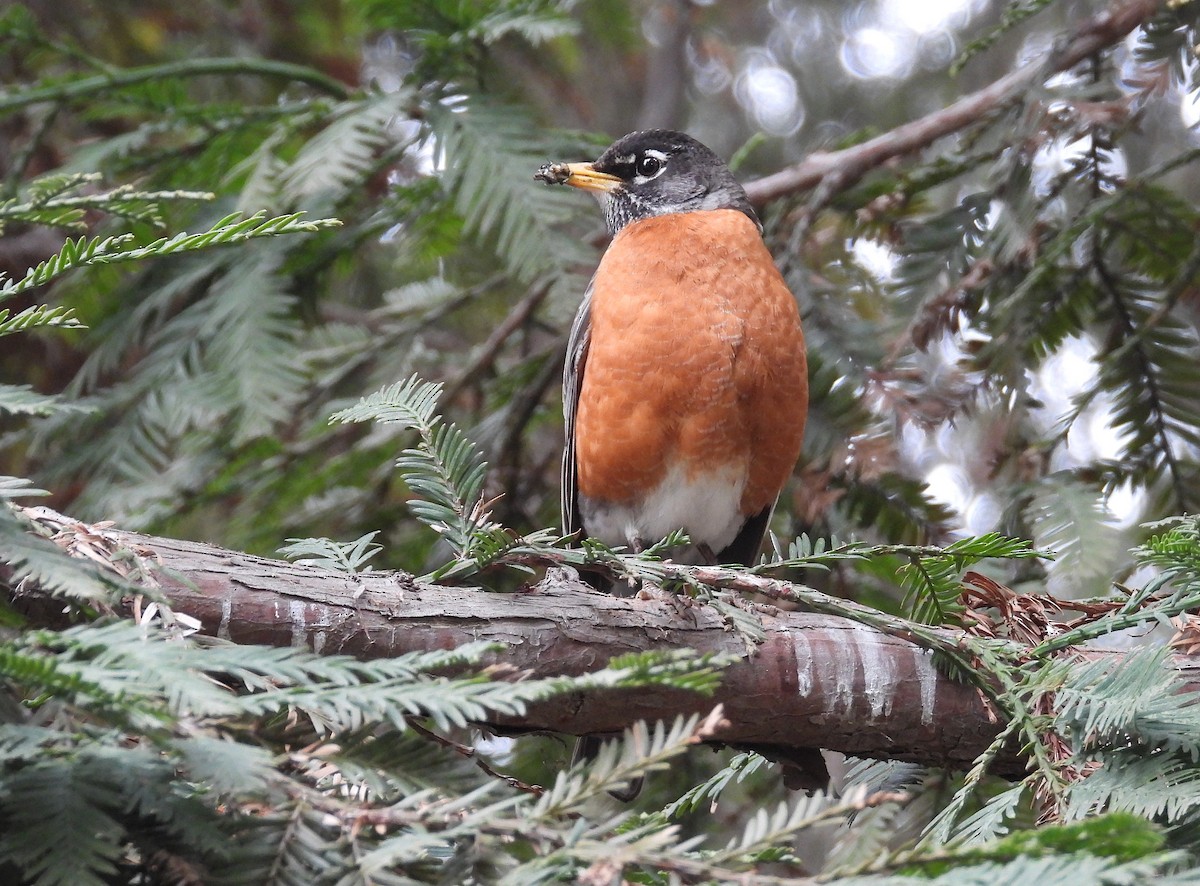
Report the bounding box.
[0,211,341,301]
[10,516,1200,775]
[742,0,1162,207]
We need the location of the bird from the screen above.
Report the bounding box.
[536,130,815,797]
[537,129,808,569]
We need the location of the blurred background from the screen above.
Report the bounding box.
[4,0,1200,607]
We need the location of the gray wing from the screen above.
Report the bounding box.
[560,278,593,539]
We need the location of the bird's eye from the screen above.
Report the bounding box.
[635,155,663,178]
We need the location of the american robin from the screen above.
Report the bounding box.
[537,130,817,796]
[537,130,808,568]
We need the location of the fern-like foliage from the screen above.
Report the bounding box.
[661,751,769,820]
[430,98,591,284]
[1054,640,1200,827]
[278,93,411,200]
[0,614,733,886]
[0,384,90,417]
[0,210,338,300]
[330,377,492,556]
[1022,474,1120,597]
[278,531,383,573]
[898,534,1041,625]
[356,0,579,82]
[0,304,82,337]
[951,2,1058,73]
[0,174,212,231]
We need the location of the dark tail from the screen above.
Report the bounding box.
[571,734,644,802]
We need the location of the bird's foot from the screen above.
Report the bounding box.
[636,582,700,623]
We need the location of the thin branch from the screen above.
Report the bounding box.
[684,562,976,664]
[407,720,545,796]
[0,57,352,114]
[742,0,1162,207]
[1092,246,1188,507]
[492,341,566,521]
[2,104,60,199]
[1107,235,1200,353]
[441,280,552,407]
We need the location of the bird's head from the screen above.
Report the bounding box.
[536,130,758,235]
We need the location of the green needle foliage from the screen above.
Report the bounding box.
[1,210,338,301]
[6,0,1200,882]
[331,377,492,557]
[0,619,735,886]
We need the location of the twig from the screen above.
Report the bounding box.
[493,340,567,519]
[296,778,909,886]
[0,56,351,114]
[441,281,552,406]
[3,104,60,199]
[682,562,988,672]
[1092,242,1190,509]
[407,719,545,796]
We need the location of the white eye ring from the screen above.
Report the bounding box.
[633,149,668,183]
[636,155,662,177]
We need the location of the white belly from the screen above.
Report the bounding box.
[581,461,747,560]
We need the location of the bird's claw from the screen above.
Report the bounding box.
[636,583,699,623]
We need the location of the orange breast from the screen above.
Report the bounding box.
[575,208,808,517]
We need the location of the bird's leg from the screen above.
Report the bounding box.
[630,533,700,622]
[618,534,648,593]
[698,543,718,565]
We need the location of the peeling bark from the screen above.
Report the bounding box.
[14,528,1009,769]
[12,526,1197,774]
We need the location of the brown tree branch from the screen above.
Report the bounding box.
[742,0,1163,207]
[12,516,1200,777]
[99,531,1003,768]
[441,281,552,407]
[636,0,695,131]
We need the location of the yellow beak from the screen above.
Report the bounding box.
[563,163,622,192]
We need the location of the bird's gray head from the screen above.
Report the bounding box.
[536,130,758,235]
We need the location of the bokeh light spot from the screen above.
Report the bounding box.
[840,27,915,80]
[735,58,804,135]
